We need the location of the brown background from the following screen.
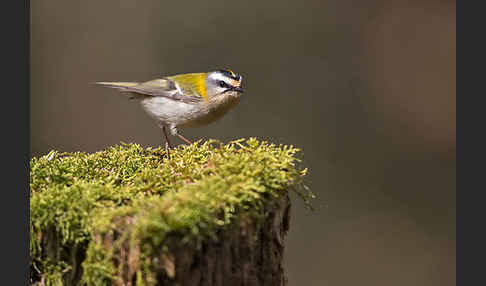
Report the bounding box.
[30,0,456,285]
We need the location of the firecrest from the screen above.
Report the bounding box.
[94,69,244,149]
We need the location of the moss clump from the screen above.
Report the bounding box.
[30,138,313,285]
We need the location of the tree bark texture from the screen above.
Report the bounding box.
[31,194,291,286]
[155,194,291,286]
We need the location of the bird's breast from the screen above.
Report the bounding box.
[181,93,241,128]
[139,92,240,128]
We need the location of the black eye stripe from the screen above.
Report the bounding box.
[219,81,227,88]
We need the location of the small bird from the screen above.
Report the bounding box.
[94,69,244,152]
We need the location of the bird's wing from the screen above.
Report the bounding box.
[122,78,205,104]
[95,78,203,104]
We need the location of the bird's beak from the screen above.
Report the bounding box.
[232,86,244,93]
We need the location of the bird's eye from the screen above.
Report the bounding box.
[219,81,227,88]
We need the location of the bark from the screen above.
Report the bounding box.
[154,194,291,286]
[31,194,291,286]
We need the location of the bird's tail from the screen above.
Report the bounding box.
[93,81,139,91]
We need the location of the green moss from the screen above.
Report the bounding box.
[30,138,313,285]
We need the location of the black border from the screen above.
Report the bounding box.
[2,0,29,284]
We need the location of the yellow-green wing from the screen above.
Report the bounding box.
[167,73,209,102]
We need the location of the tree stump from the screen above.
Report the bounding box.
[30,139,309,285]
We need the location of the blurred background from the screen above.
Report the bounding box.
[30,0,456,285]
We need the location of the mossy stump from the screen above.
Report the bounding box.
[30,138,311,285]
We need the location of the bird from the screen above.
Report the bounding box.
[94,69,244,154]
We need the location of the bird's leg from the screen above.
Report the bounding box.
[169,125,193,145]
[162,126,173,148]
[177,133,193,145]
[162,126,172,158]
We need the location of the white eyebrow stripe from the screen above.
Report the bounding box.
[209,73,233,84]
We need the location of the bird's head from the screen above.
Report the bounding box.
[205,69,244,100]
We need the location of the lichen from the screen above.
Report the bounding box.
[30,138,313,285]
